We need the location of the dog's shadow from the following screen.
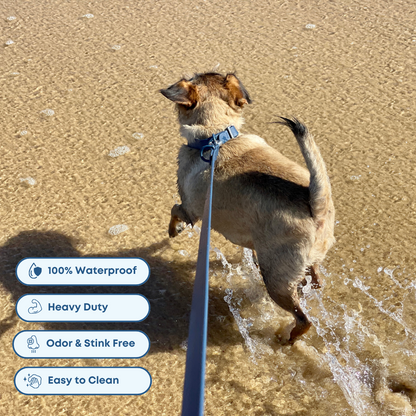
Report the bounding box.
[0,230,248,353]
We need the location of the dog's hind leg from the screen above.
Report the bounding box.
[309,264,322,288]
[256,247,311,344]
[168,204,195,238]
[301,264,322,289]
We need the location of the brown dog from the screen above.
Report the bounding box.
[161,72,335,343]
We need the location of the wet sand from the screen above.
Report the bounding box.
[1,0,416,414]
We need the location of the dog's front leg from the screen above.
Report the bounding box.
[168,204,195,238]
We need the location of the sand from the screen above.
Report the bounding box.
[1,0,416,414]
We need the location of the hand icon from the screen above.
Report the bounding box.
[27,374,42,389]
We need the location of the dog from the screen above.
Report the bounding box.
[160,72,335,343]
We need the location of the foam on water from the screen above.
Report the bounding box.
[108,224,129,235]
[40,108,54,116]
[109,146,130,157]
[20,177,36,186]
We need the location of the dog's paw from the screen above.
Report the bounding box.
[168,222,185,238]
[273,317,294,345]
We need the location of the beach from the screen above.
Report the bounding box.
[1,0,416,414]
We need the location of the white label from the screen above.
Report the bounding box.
[15,367,151,395]
[16,258,150,285]
[16,294,149,322]
[13,331,150,359]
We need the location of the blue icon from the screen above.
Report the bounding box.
[27,335,40,353]
[28,299,42,314]
[26,374,42,389]
[28,263,42,279]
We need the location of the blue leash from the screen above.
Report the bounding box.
[181,126,238,416]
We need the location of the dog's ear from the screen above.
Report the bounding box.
[224,74,252,107]
[160,80,199,108]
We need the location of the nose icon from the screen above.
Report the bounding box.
[27,335,40,352]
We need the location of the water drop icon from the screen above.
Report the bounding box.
[28,263,42,279]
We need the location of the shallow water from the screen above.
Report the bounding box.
[1,0,416,415]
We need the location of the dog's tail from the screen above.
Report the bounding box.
[278,117,332,226]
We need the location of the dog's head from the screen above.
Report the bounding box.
[160,72,251,129]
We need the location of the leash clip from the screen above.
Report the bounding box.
[195,126,239,163]
[200,144,215,163]
[200,132,221,163]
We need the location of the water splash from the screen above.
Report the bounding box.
[214,249,400,415]
[223,287,257,363]
[213,248,277,362]
[353,276,416,339]
[302,291,378,416]
[211,247,415,414]
[213,248,260,362]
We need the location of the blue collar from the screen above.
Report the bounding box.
[187,126,239,151]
